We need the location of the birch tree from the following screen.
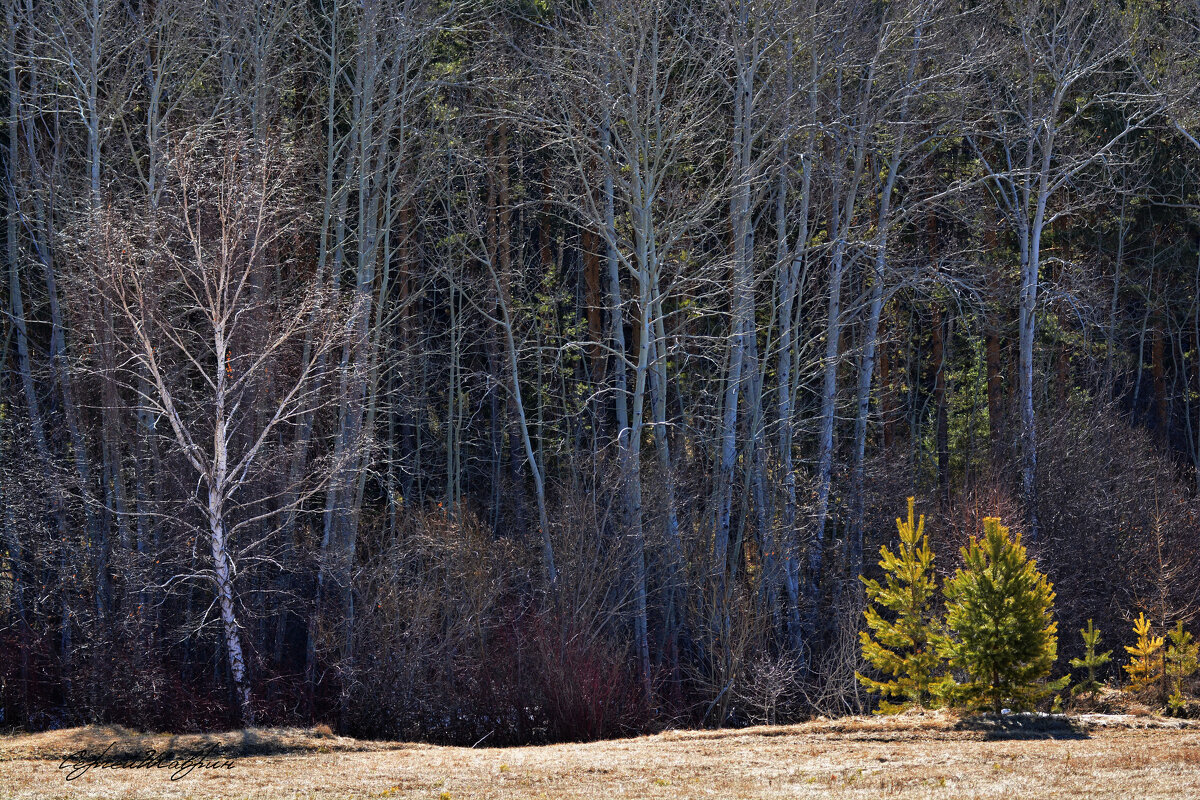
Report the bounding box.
[92,126,343,726]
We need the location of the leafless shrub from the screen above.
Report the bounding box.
[733,649,804,726]
[800,584,869,718]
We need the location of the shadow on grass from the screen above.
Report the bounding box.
[954,713,1090,740]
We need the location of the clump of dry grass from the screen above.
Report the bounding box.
[1069,685,1159,716]
[0,724,401,762]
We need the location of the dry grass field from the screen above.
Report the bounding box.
[2,712,1199,800]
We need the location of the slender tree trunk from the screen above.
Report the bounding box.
[880,323,894,448]
[211,324,254,726]
[775,32,816,652]
[714,24,755,649]
[493,252,557,585]
[1106,195,1128,391]
[1151,324,1167,437]
[648,285,683,666]
[5,23,41,721]
[599,107,649,694]
[1017,121,1061,544]
[932,304,949,501]
[810,51,873,635]
[849,20,920,574]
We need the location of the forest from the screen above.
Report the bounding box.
[1,0,1200,744]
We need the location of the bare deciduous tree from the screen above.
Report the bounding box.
[91,127,343,725]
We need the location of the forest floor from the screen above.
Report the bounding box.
[2,710,1199,799]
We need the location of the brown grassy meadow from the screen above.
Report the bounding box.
[2,712,1198,800]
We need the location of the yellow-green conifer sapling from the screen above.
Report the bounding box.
[857,497,942,713]
[1124,612,1164,695]
[1165,621,1198,714]
[1069,619,1111,701]
[937,517,1067,713]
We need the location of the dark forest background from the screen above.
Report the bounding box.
[2,0,1200,742]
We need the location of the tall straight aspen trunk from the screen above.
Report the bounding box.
[810,59,872,633]
[306,0,351,693]
[5,13,50,714]
[14,31,102,684]
[597,103,651,695]
[489,125,556,585]
[714,4,757,647]
[6,4,50,473]
[495,123,528,535]
[849,18,922,576]
[985,205,1004,443]
[649,278,683,663]
[774,23,819,653]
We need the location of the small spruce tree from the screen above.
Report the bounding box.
[1123,612,1165,695]
[1069,619,1111,701]
[1165,621,1198,714]
[936,516,1067,713]
[856,497,942,713]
